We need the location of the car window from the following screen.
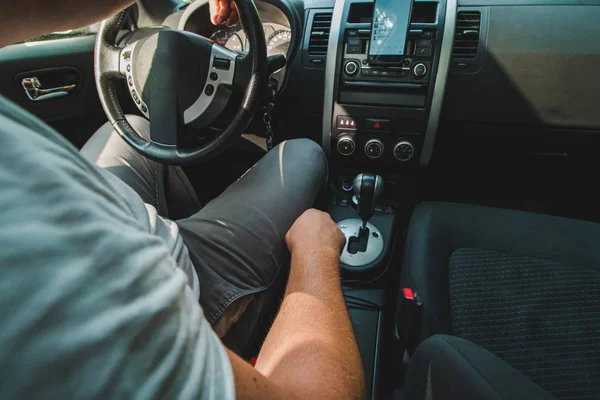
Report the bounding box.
[20,23,99,44]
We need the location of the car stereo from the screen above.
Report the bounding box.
[342,28,435,84]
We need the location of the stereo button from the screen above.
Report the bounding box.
[412,63,428,78]
[416,47,431,57]
[344,61,360,76]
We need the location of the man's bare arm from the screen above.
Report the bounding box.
[228,209,366,399]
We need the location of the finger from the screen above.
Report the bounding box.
[209,0,221,25]
[226,4,239,26]
[217,0,231,25]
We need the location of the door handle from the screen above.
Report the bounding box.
[21,77,76,102]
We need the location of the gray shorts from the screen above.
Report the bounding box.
[81,116,327,353]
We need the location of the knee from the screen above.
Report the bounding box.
[123,115,151,140]
[81,115,150,163]
[277,139,327,178]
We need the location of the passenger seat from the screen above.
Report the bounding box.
[398,202,600,399]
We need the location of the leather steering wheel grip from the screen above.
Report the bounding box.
[94,2,268,164]
[216,0,268,151]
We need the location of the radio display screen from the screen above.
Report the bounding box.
[369,0,413,61]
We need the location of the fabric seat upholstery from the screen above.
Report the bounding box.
[400,202,600,400]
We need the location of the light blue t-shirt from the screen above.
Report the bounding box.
[0,96,235,399]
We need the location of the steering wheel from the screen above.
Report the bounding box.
[94,1,268,164]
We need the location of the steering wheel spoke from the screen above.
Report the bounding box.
[149,104,179,147]
[183,44,238,126]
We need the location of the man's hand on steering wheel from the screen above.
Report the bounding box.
[209,0,240,26]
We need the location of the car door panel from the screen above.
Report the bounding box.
[0,35,107,148]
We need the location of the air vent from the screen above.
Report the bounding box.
[308,12,333,58]
[453,11,481,59]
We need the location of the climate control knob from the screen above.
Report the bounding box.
[365,139,384,159]
[344,61,360,77]
[337,136,356,156]
[394,141,415,161]
[412,63,428,78]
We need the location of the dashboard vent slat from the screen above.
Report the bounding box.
[453,11,481,59]
[308,12,333,57]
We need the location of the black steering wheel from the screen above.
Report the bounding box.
[94,1,268,164]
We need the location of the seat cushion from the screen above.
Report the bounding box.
[406,335,554,400]
[400,202,600,399]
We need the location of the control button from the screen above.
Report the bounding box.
[365,118,390,132]
[131,89,141,104]
[344,61,360,77]
[347,46,361,54]
[365,139,384,159]
[361,68,371,76]
[417,39,432,47]
[403,58,413,67]
[416,47,431,57]
[371,68,381,77]
[337,136,356,156]
[122,51,131,61]
[412,63,428,78]
[347,38,361,47]
[339,198,349,207]
[394,141,415,161]
[337,116,357,130]
[362,59,369,65]
[141,104,148,113]
[205,84,215,96]
[408,29,423,38]
[421,31,434,39]
[213,57,231,70]
[126,64,131,72]
[128,76,133,87]
[380,69,390,77]
[210,72,219,81]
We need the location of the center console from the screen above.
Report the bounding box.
[319,1,457,397]
[323,0,456,168]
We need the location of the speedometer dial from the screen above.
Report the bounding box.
[267,30,292,57]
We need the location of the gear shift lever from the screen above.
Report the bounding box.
[354,173,384,228]
[337,173,385,267]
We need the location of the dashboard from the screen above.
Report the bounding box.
[172,0,600,170]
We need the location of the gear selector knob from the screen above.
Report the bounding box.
[353,173,384,226]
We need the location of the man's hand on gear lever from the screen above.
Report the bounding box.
[209,0,240,26]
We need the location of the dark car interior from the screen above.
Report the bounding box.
[1,0,599,398]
